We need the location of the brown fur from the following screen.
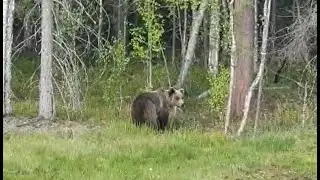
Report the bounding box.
[131,87,184,131]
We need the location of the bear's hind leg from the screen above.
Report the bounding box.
[158,110,169,131]
[143,102,159,130]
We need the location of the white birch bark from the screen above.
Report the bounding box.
[253,0,259,73]
[224,2,235,135]
[181,3,188,61]
[208,0,220,75]
[3,0,15,116]
[39,0,54,119]
[172,6,176,65]
[176,0,208,88]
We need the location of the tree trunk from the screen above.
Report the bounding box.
[253,76,263,134]
[172,6,176,65]
[237,0,272,136]
[253,0,259,73]
[181,2,188,61]
[147,0,153,90]
[203,10,208,69]
[3,0,15,116]
[118,0,128,55]
[123,0,128,55]
[224,1,235,134]
[230,0,254,119]
[97,0,103,50]
[39,0,54,119]
[208,0,221,75]
[176,0,208,88]
[24,19,32,50]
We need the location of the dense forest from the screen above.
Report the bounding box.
[3,0,317,178]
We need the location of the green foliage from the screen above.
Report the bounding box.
[130,0,165,61]
[12,99,38,118]
[96,38,130,108]
[130,27,148,60]
[190,0,201,10]
[11,57,40,100]
[184,66,210,96]
[207,67,230,118]
[219,4,231,66]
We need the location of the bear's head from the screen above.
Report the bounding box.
[166,87,185,107]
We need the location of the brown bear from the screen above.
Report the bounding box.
[131,87,184,131]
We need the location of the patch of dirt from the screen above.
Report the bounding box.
[3,116,100,138]
[228,164,315,180]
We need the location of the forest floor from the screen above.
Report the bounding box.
[3,116,316,180]
[3,116,99,138]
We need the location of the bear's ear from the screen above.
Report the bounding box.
[179,88,184,94]
[168,87,175,96]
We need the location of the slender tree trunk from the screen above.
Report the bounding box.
[181,2,188,61]
[224,1,235,134]
[24,19,32,50]
[208,0,221,75]
[39,0,54,119]
[253,0,259,73]
[176,0,208,88]
[147,0,153,89]
[118,0,122,37]
[97,0,103,50]
[172,6,176,65]
[203,10,208,69]
[237,0,272,136]
[254,76,263,134]
[123,0,128,55]
[3,0,15,116]
[230,0,254,119]
[301,82,308,127]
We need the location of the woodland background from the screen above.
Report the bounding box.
[3,0,317,179]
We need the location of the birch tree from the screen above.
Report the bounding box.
[39,0,54,119]
[253,0,259,73]
[3,0,15,116]
[181,1,188,61]
[224,0,236,134]
[175,0,208,88]
[172,5,176,65]
[208,0,221,75]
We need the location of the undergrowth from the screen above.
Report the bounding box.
[11,57,316,132]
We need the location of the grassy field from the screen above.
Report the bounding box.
[7,57,316,179]
[4,120,316,180]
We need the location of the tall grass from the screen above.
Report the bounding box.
[4,121,316,179]
[5,57,317,179]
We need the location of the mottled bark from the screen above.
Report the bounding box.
[230,0,254,119]
[208,0,221,75]
[237,0,272,136]
[3,0,15,116]
[39,0,54,119]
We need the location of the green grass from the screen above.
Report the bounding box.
[4,121,316,180]
[8,56,316,179]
